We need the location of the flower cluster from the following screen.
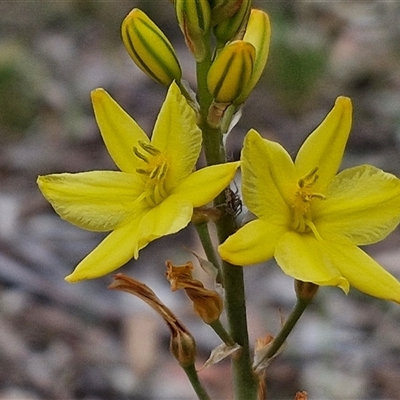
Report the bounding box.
[36,1,400,399]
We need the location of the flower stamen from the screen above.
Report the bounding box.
[291,167,325,234]
[133,141,170,207]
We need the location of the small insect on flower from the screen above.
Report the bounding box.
[225,185,242,216]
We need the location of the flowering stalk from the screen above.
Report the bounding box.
[192,5,259,397]
[35,1,400,399]
[193,222,223,283]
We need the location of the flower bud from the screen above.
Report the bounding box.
[121,8,182,86]
[234,9,271,104]
[207,40,255,104]
[213,0,251,45]
[175,0,211,61]
[210,0,245,26]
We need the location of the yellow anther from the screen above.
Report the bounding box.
[133,141,170,207]
[133,146,149,163]
[291,167,325,234]
[138,141,161,156]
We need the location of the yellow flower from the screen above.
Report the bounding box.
[38,82,239,282]
[219,96,400,302]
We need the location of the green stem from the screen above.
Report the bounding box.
[182,364,211,400]
[209,319,235,346]
[196,43,225,167]
[221,260,258,399]
[255,298,310,370]
[195,33,257,400]
[195,222,222,284]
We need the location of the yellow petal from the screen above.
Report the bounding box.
[315,165,400,245]
[65,220,141,282]
[172,161,240,207]
[275,231,349,292]
[295,96,352,192]
[37,171,145,231]
[325,242,400,303]
[241,129,295,222]
[151,82,202,190]
[138,195,193,244]
[218,219,286,266]
[91,89,149,173]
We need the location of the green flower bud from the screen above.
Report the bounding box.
[121,8,182,86]
[213,0,251,46]
[210,0,245,26]
[234,9,271,104]
[175,0,212,61]
[207,40,255,104]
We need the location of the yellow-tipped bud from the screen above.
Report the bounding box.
[234,9,271,104]
[207,40,255,104]
[121,8,182,86]
[213,0,251,45]
[175,0,211,61]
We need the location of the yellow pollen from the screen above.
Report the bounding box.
[133,141,169,207]
[291,167,325,234]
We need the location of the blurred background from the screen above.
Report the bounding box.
[0,1,400,399]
